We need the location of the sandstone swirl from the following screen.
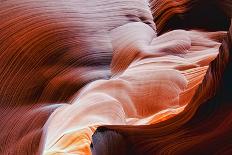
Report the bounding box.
[0,0,231,155]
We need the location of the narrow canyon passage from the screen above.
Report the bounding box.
[0,0,231,155]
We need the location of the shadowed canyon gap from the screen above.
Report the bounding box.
[0,0,231,155]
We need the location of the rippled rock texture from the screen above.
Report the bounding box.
[0,0,231,155]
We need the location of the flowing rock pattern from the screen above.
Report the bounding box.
[0,0,231,155]
[91,20,232,155]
